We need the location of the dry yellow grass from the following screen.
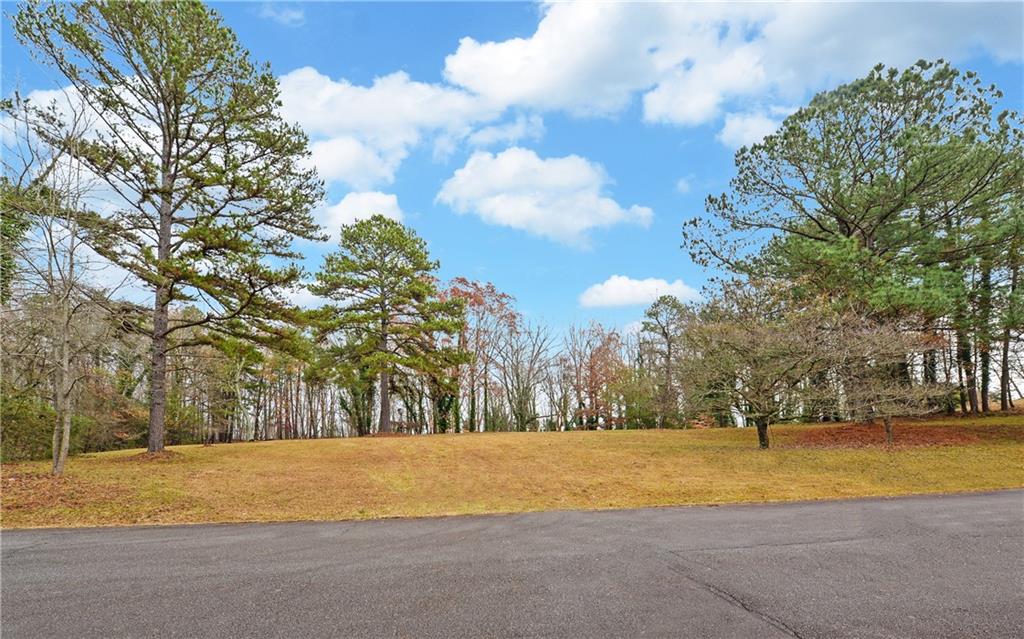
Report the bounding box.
[3,413,1023,529]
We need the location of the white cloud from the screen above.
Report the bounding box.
[468,114,545,147]
[285,285,328,309]
[258,3,305,27]
[307,137,398,190]
[279,67,500,189]
[443,3,694,116]
[443,2,1022,141]
[317,191,404,243]
[675,176,692,194]
[759,2,1023,93]
[642,45,767,125]
[579,275,699,308]
[437,147,651,247]
[269,2,1022,193]
[280,67,495,141]
[717,112,781,149]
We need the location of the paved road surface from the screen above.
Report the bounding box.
[2,491,1022,638]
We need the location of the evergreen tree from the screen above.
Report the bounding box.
[641,295,692,428]
[311,215,464,433]
[14,0,324,452]
[686,60,1022,320]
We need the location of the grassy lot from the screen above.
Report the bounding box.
[3,413,1023,529]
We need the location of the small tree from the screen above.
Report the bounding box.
[492,321,552,431]
[641,295,692,428]
[311,215,464,434]
[824,315,949,445]
[445,278,518,433]
[1,95,112,474]
[681,281,825,448]
[564,322,625,429]
[611,332,659,429]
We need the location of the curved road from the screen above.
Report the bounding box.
[2,490,1022,638]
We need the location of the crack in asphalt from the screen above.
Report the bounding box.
[664,551,806,639]
[0,536,52,559]
[667,535,870,554]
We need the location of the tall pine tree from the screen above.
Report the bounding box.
[14,1,324,451]
[312,215,464,433]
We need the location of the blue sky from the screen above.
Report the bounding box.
[3,1,1022,332]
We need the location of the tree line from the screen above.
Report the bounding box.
[1,2,1021,472]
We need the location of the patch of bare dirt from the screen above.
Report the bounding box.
[971,422,1024,442]
[786,422,980,449]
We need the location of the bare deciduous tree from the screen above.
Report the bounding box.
[2,94,112,473]
[493,321,552,431]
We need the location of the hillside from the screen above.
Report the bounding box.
[3,413,1023,529]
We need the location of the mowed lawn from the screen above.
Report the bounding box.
[3,413,1023,529]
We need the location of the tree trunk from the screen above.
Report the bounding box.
[378,369,391,433]
[50,321,65,473]
[954,342,968,414]
[978,263,992,413]
[482,361,489,432]
[923,348,937,384]
[980,347,991,413]
[883,415,894,446]
[148,302,169,452]
[148,162,174,453]
[942,338,957,415]
[51,410,61,471]
[55,405,72,474]
[755,417,770,449]
[52,322,72,474]
[468,381,476,433]
[51,380,72,475]
[956,331,978,414]
[49,214,76,474]
[1000,261,1017,411]
[1001,327,1013,411]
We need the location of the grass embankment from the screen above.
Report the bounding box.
[3,413,1023,529]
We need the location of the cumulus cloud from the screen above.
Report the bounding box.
[468,114,545,147]
[443,3,679,116]
[317,191,404,243]
[717,112,781,149]
[642,45,767,126]
[268,2,1021,191]
[258,3,305,27]
[579,275,699,308]
[443,2,1021,140]
[308,137,398,190]
[437,147,652,247]
[279,67,500,189]
[267,0,1022,192]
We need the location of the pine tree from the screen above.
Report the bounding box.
[311,215,464,433]
[14,1,324,452]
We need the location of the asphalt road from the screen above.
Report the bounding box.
[2,490,1022,638]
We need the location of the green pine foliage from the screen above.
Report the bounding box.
[13,0,325,451]
[311,215,465,433]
